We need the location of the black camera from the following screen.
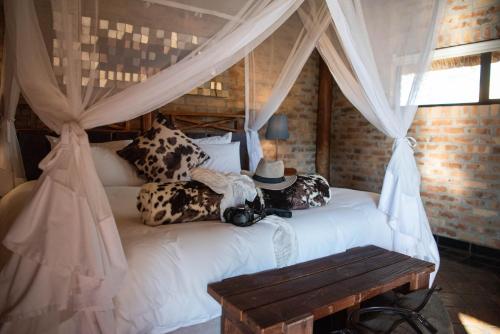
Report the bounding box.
[223,205,259,227]
[223,205,292,227]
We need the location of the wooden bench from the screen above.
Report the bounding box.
[208,245,435,334]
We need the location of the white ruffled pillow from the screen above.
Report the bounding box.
[198,142,241,174]
[46,136,145,186]
[191,132,232,145]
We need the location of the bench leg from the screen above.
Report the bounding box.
[410,272,430,291]
[285,315,314,334]
[347,304,360,323]
[221,311,252,334]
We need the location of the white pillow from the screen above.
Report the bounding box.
[199,142,241,174]
[46,136,145,186]
[191,132,232,145]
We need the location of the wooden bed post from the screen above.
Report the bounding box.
[141,112,153,132]
[315,57,333,181]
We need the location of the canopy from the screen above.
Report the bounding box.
[0,0,445,332]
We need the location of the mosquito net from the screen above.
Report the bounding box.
[0,0,444,332]
[245,0,329,170]
[0,0,302,331]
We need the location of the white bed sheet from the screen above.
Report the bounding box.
[107,186,280,334]
[292,188,393,263]
[108,186,394,334]
[0,182,393,334]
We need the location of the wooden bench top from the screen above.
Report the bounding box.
[208,245,435,334]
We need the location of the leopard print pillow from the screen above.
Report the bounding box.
[137,181,222,225]
[251,174,331,210]
[118,114,209,182]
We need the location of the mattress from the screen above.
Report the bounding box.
[0,182,393,334]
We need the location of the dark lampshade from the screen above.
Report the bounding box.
[265,114,289,140]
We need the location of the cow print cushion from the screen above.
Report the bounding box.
[137,181,222,225]
[117,114,209,182]
[252,174,331,210]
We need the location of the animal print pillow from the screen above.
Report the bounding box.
[137,181,222,225]
[252,174,331,210]
[117,114,209,182]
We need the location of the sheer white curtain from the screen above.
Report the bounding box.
[325,0,445,282]
[0,33,24,196]
[245,0,443,285]
[245,0,329,171]
[0,0,302,331]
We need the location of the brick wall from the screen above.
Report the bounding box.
[437,0,499,48]
[330,1,500,249]
[158,50,319,174]
[261,51,319,173]
[416,105,499,248]
[330,87,500,249]
[329,86,392,194]
[159,51,320,174]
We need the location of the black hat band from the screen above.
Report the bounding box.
[252,174,286,184]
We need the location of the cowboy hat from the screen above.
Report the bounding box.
[247,159,297,191]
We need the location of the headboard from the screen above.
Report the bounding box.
[16,111,248,180]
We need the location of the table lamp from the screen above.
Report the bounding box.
[265,114,289,161]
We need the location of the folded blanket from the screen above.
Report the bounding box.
[259,215,298,267]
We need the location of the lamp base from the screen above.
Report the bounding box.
[275,139,279,161]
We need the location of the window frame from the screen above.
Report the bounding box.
[417,42,500,107]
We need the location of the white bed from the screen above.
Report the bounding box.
[0,181,393,334]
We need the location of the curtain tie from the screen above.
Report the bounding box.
[60,121,86,145]
[393,136,417,151]
[39,121,88,171]
[1,115,15,123]
[1,115,16,141]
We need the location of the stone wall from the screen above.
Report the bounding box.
[329,0,500,249]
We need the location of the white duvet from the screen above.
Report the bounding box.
[0,182,393,334]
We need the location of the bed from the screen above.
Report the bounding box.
[1,112,394,334]
[1,181,393,334]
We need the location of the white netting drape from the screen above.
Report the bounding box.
[0,32,24,196]
[0,0,302,332]
[244,0,330,170]
[324,0,445,282]
[246,0,443,282]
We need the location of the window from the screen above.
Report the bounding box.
[401,46,500,106]
[415,55,481,105]
[490,51,500,99]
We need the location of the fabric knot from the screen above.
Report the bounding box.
[40,121,88,171]
[60,121,86,145]
[1,115,15,123]
[393,136,417,151]
[1,115,16,141]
